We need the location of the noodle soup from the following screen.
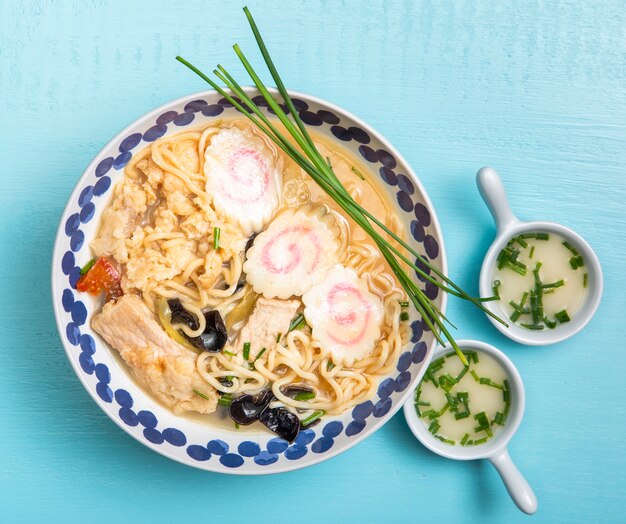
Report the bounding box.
[79,118,411,441]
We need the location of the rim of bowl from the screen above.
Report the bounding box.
[51,88,449,474]
[478,220,603,346]
[403,339,525,461]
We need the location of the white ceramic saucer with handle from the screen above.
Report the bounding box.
[476,166,603,345]
[403,339,537,515]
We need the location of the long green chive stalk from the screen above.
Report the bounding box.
[176,6,507,366]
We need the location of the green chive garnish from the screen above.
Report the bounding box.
[542,279,564,289]
[250,347,267,369]
[535,232,549,240]
[400,311,410,322]
[435,435,456,445]
[399,301,409,308]
[300,410,325,427]
[529,245,535,259]
[492,279,501,299]
[217,397,232,407]
[543,316,557,329]
[242,341,251,360]
[223,349,236,357]
[428,420,440,434]
[493,412,505,425]
[470,370,480,382]
[521,322,544,330]
[473,437,489,445]
[80,257,96,275]
[293,391,316,401]
[569,255,584,270]
[583,272,588,287]
[192,389,209,400]
[479,377,505,390]
[515,236,528,248]
[213,226,221,250]
[327,361,335,371]
[562,240,578,256]
[175,6,510,369]
[460,433,470,446]
[555,309,570,323]
[351,165,365,180]
[288,312,306,332]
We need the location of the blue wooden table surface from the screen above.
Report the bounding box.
[1,1,624,522]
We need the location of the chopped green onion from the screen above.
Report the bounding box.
[276,332,282,343]
[438,374,457,392]
[223,349,236,357]
[428,420,440,434]
[543,316,557,329]
[583,272,588,288]
[521,322,544,330]
[234,422,240,430]
[562,240,578,256]
[509,310,521,322]
[535,232,549,240]
[80,257,96,275]
[493,412,505,425]
[400,311,410,322]
[473,437,489,445]
[192,389,209,400]
[529,245,535,259]
[217,395,233,407]
[242,341,251,361]
[327,361,335,371]
[455,365,469,383]
[435,435,456,445]
[515,236,528,248]
[250,347,267,369]
[569,255,584,270]
[213,226,221,250]
[351,165,365,180]
[466,351,479,364]
[542,279,565,289]
[293,391,316,401]
[479,377,505,390]
[492,279,501,299]
[555,309,570,323]
[470,370,480,382]
[415,401,431,407]
[300,410,325,427]
[460,433,470,446]
[399,301,410,308]
[288,312,306,332]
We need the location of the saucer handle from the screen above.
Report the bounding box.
[488,448,538,514]
[476,167,519,234]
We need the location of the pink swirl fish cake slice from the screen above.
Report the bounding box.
[302,265,383,367]
[204,127,283,236]
[244,204,341,299]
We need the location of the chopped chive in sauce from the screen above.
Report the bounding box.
[543,316,557,329]
[351,165,366,180]
[80,257,96,275]
[217,396,233,407]
[521,322,544,330]
[470,370,480,382]
[192,388,209,400]
[460,433,470,446]
[493,412,505,425]
[300,410,325,427]
[399,300,410,308]
[535,232,549,240]
[223,350,237,357]
[492,279,501,299]
[479,377,505,390]
[542,279,565,289]
[293,391,316,401]
[213,226,221,250]
[583,272,588,288]
[249,347,267,369]
[555,309,570,323]
[288,312,306,332]
[529,245,535,259]
[562,241,579,256]
[515,236,528,248]
[242,341,251,361]
[569,255,584,270]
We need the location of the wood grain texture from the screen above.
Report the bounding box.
[0,0,624,522]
